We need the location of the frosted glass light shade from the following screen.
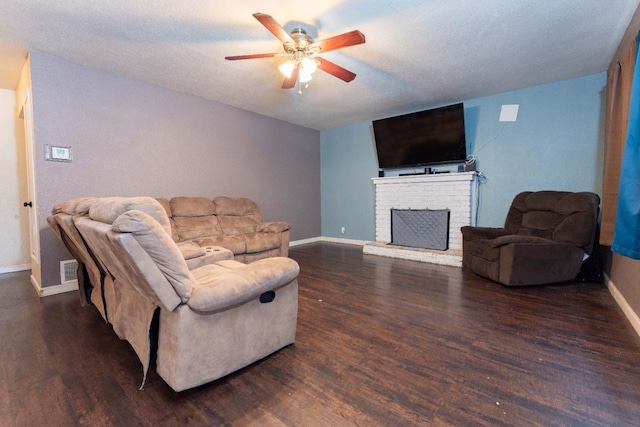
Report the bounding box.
[278,60,295,78]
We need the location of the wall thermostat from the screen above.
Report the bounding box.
[45,144,72,162]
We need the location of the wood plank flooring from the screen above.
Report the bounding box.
[2,242,640,426]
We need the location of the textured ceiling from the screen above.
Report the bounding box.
[0,0,638,130]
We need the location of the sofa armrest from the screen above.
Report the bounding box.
[176,242,234,269]
[177,241,206,260]
[460,226,510,241]
[257,221,290,233]
[187,248,234,270]
[187,257,299,312]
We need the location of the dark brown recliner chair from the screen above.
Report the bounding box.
[461,191,600,286]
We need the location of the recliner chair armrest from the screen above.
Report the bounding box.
[460,226,510,241]
[187,257,299,312]
[257,221,290,233]
[499,241,585,286]
[490,235,554,248]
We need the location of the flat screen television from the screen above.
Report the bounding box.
[373,103,467,169]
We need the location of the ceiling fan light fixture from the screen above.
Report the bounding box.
[300,56,318,75]
[279,55,317,82]
[278,59,296,78]
[299,69,313,83]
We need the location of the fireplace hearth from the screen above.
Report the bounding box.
[364,172,478,267]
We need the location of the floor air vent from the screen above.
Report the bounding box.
[60,260,78,284]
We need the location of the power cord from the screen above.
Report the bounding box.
[472,124,506,156]
[473,171,487,225]
[466,121,506,226]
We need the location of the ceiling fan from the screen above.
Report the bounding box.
[225,13,366,90]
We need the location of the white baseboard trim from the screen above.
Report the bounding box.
[31,277,78,297]
[320,236,372,246]
[605,272,640,337]
[0,264,31,275]
[289,237,322,247]
[290,236,372,247]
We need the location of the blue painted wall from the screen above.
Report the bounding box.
[321,122,378,240]
[320,72,606,239]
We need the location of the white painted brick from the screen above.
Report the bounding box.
[367,173,478,265]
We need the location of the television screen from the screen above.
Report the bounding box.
[373,103,466,169]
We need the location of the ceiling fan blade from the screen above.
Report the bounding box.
[225,53,276,60]
[253,13,295,45]
[311,30,365,53]
[316,57,357,83]
[282,67,299,89]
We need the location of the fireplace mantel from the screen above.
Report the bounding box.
[371,171,477,186]
[364,172,478,266]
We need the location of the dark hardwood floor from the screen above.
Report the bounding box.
[2,242,640,426]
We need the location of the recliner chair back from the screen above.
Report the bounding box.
[504,191,600,255]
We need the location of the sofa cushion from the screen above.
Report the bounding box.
[518,211,563,239]
[217,215,259,235]
[76,197,101,216]
[170,197,222,241]
[214,196,262,223]
[523,191,567,211]
[553,193,599,249]
[156,198,180,242]
[112,210,195,302]
[170,197,216,217]
[155,197,172,217]
[51,197,96,215]
[554,212,595,248]
[174,216,222,241]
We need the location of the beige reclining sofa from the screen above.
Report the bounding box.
[48,196,299,392]
[157,196,290,263]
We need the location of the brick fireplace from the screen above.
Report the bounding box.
[363,172,478,266]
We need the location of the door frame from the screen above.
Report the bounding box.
[20,88,41,287]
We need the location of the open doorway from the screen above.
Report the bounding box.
[0,87,30,274]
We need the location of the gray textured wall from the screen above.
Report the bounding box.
[29,50,320,288]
